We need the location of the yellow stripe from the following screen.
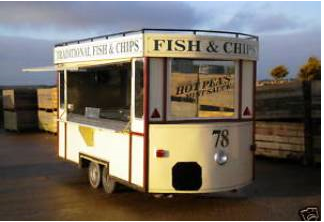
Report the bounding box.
[79,126,94,147]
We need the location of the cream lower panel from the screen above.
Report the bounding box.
[131,135,144,187]
[58,121,65,158]
[66,122,129,181]
[148,122,253,193]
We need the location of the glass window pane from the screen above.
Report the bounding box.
[67,63,131,122]
[170,59,235,118]
[135,60,144,118]
[170,59,198,118]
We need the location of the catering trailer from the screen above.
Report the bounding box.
[29,29,259,194]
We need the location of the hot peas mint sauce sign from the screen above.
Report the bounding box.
[172,76,234,103]
[145,34,258,60]
[177,76,233,97]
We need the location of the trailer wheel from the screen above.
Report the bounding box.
[102,167,116,194]
[88,162,101,189]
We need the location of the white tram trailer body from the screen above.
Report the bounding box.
[54,29,259,194]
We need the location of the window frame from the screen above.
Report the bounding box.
[131,58,145,134]
[59,71,65,109]
[166,58,240,121]
[134,59,144,119]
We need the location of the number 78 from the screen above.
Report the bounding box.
[212,129,229,148]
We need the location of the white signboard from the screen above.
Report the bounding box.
[54,34,144,64]
[54,33,259,64]
[144,34,258,61]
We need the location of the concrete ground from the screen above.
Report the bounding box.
[0,131,320,220]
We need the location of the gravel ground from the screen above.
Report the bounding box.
[0,131,320,220]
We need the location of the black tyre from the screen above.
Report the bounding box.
[102,166,116,194]
[88,162,101,189]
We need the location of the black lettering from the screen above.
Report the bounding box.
[202,80,210,89]
[154,39,165,51]
[134,40,139,51]
[247,44,256,55]
[129,41,135,52]
[242,43,247,54]
[167,40,173,51]
[193,81,200,91]
[224,42,233,53]
[184,84,193,93]
[174,40,186,51]
[176,85,186,95]
[234,43,241,54]
[188,40,200,51]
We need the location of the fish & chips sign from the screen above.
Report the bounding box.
[145,34,258,60]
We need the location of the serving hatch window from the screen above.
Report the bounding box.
[170,59,236,119]
[67,62,131,122]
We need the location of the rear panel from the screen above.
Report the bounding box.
[148,122,253,193]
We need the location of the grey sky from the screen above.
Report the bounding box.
[0,1,321,85]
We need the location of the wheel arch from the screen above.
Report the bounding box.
[79,153,109,169]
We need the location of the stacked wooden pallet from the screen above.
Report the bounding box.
[255,121,305,159]
[311,81,321,163]
[255,81,305,120]
[37,87,58,133]
[2,89,38,131]
[0,91,3,128]
[255,80,321,164]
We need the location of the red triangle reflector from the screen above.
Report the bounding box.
[151,108,161,118]
[243,107,251,116]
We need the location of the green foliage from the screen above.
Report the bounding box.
[298,56,321,81]
[270,65,289,80]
